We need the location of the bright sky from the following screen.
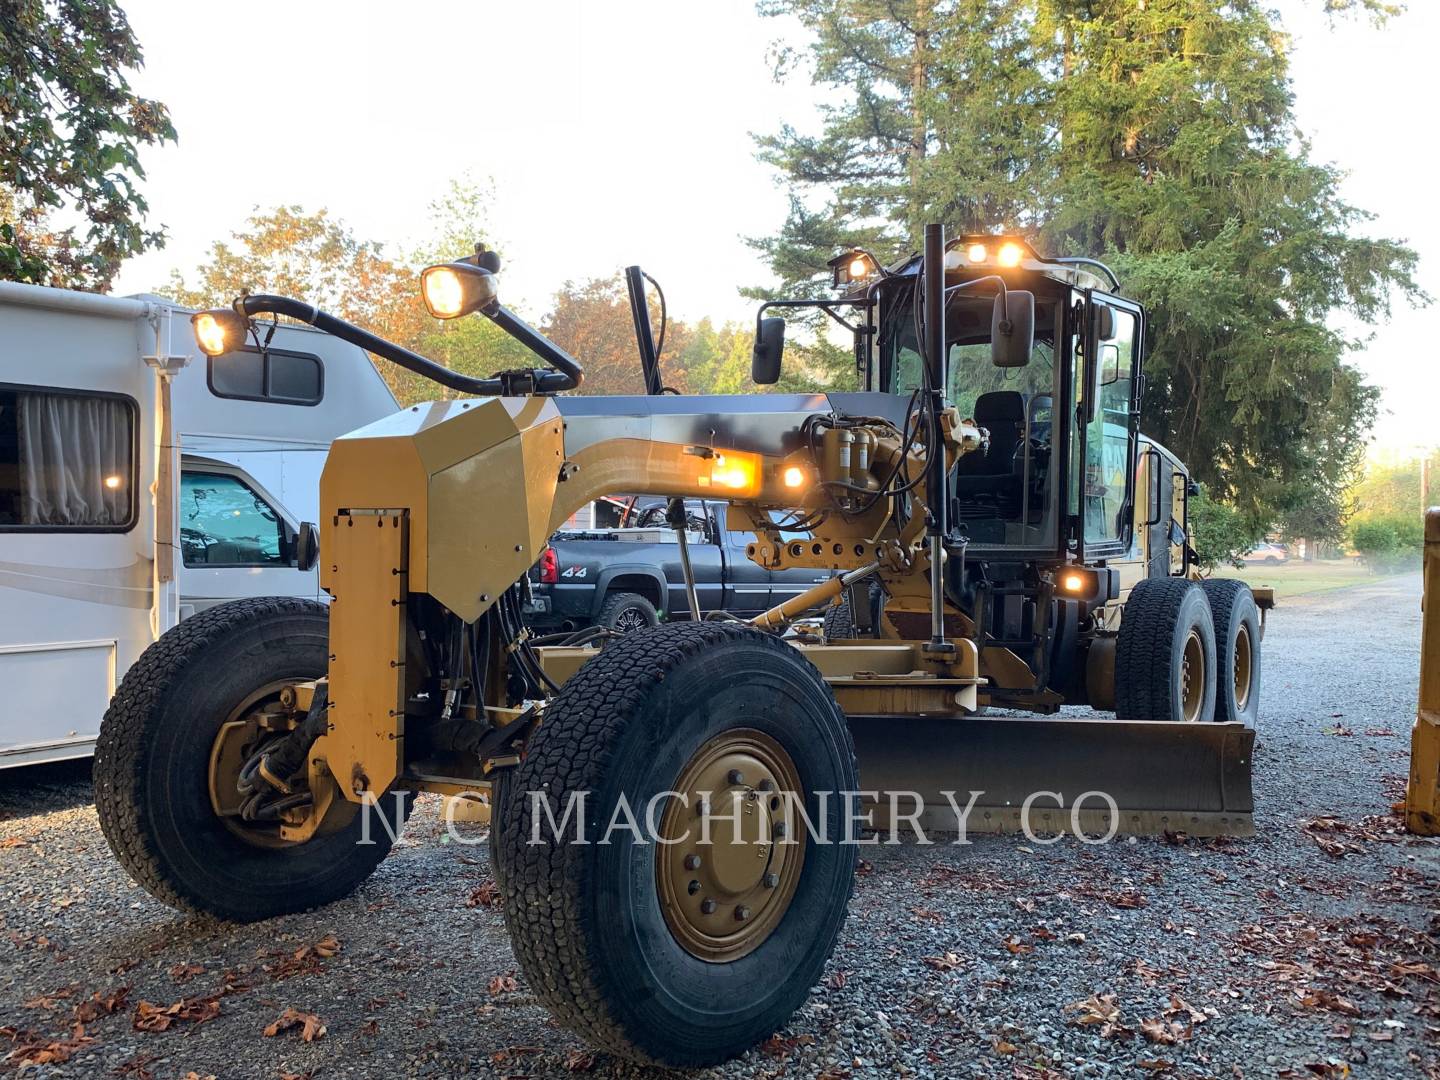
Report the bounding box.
[110,0,1436,453]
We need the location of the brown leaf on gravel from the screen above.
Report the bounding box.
[855,858,873,875]
[180,1073,218,1080]
[487,973,519,995]
[911,907,942,924]
[816,1071,852,1080]
[1137,1061,1175,1073]
[466,880,502,908]
[263,1007,326,1042]
[1066,992,1128,1038]
[760,1033,815,1060]
[72,985,130,1022]
[263,935,341,980]
[21,988,74,1010]
[132,994,222,1032]
[922,951,964,971]
[1302,1063,1351,1078]
[992,1036,1018,1054]
[826,969,848,989]
[1140,1017,1192,1044]
[491,1045,543,1063]
[279,1072,317,1080]
[1164,994,1209,1025]
[1298,988,1363,1017]
[1003,936,1034,955]
[168,962,205,982]
[564,1048,598,1071]
[1032,926,1057,942]
[1,1022,95,1066]
[113,1052,161,1079]
[0,836,26,848]
[1107,889,1147,909]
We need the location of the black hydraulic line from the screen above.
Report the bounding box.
[624,265,664,396]
[237,294,582,395]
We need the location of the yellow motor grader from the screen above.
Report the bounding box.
[95,225,1262,1067]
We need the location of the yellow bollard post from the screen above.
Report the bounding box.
[1405,508,1440,835]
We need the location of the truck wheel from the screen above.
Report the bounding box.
[494,622,857,1067]
[598,591,659,633]
[1198,579,1261,726]
[822,598,855,640]
[93,597,411,923]
[1115,579,1217,723]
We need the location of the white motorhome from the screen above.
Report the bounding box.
[0,282,397,767]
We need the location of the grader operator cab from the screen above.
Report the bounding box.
[95,226,1262,1068]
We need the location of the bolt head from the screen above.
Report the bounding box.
[735,905,751,921]
[763,872,780,888]
[757,779,776,793]
[683,854,702,871]
[774,821,788,839]
[727,769,746,786]
[700,898,717,915]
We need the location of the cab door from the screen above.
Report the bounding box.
[1073,293,1143,561]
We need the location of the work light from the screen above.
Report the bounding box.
[420,262,498,320]
[191,309,249,357]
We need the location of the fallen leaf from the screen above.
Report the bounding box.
[1066,992,1128,1038]
[992,1037,1018,1054]
[72,985,130,1022]
[922,951,964,972]
[491,1045,543,1063]
[1138,1061,1175,1073]
[1298,989,1363,1018]
[264,1006,326,1042]
[826,969,848,990]
[488,973,519,995]
[466,880,502,908]
[132,994,221,1032]
[1140,1017,1192,1044]
[1003,936,1034,955]
[564,1048,598,1071]
[168,962,205,983]
[1,1023,95,1066]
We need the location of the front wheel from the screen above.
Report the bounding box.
[93,598,410,922]
[495,622,857,1067]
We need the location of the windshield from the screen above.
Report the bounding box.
[880,286,1067,549]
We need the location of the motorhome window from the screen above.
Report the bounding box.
[180,470,287,567]
[208,346,323,406]
[0,386,136,531]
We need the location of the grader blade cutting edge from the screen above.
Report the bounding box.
[851,716,1256,839]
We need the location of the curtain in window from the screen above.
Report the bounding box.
[17,393,130,526]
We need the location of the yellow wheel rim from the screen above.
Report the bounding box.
[1180,629,1206,723]
[656,729,803,963]
[1233,622,1253,712]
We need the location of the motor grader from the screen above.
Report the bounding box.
[94,225,1262,1068]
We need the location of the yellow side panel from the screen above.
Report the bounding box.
[327,509,408,803]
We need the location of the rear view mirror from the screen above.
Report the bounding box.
[1094,303,1115,342]
[991,290,1035,368]
[753,317,786,384]
[293,521,319,572]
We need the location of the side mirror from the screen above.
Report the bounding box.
[294,521,319,573]
[753,317,786,385]
[1094,303,1115,342]
[990,290,1035,368]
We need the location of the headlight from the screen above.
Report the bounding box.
[997,241,1024,268]
[191,309,248,357]
[420,261,498,319]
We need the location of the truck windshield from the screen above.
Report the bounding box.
[880,288,1066,549]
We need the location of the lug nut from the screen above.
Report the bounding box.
[735,906,751,921]
[684,854,702,870]
[757,779,775,792]
[688,879,701,895]
[774,822,788,839]
[700,898,717,915]
[763,872,780,888]
[727,769,746,786]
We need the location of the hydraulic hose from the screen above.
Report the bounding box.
[237,294,583,394]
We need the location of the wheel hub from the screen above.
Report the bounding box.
[657,729,803,963]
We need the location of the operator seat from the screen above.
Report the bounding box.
[954,391,1027,533]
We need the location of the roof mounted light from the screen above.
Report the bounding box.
[827,249,875,289]
[191,309,249,357]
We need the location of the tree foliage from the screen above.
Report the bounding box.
[0,0,175,290]
[755,0,1424,530]
[1189,484,1263,572]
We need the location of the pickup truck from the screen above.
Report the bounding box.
[524,498,833,633]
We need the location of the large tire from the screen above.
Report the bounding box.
[93,597,410,923]
[597,591,660,633]
[822,598,855,640]
[1198,578,1261,727]
[1115,579,1217,723]
[495,622,857,1067]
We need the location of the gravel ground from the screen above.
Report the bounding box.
[2,574,1437,1079]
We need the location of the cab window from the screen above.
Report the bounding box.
[1079,306,1137,546]
[180,470,288,566]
